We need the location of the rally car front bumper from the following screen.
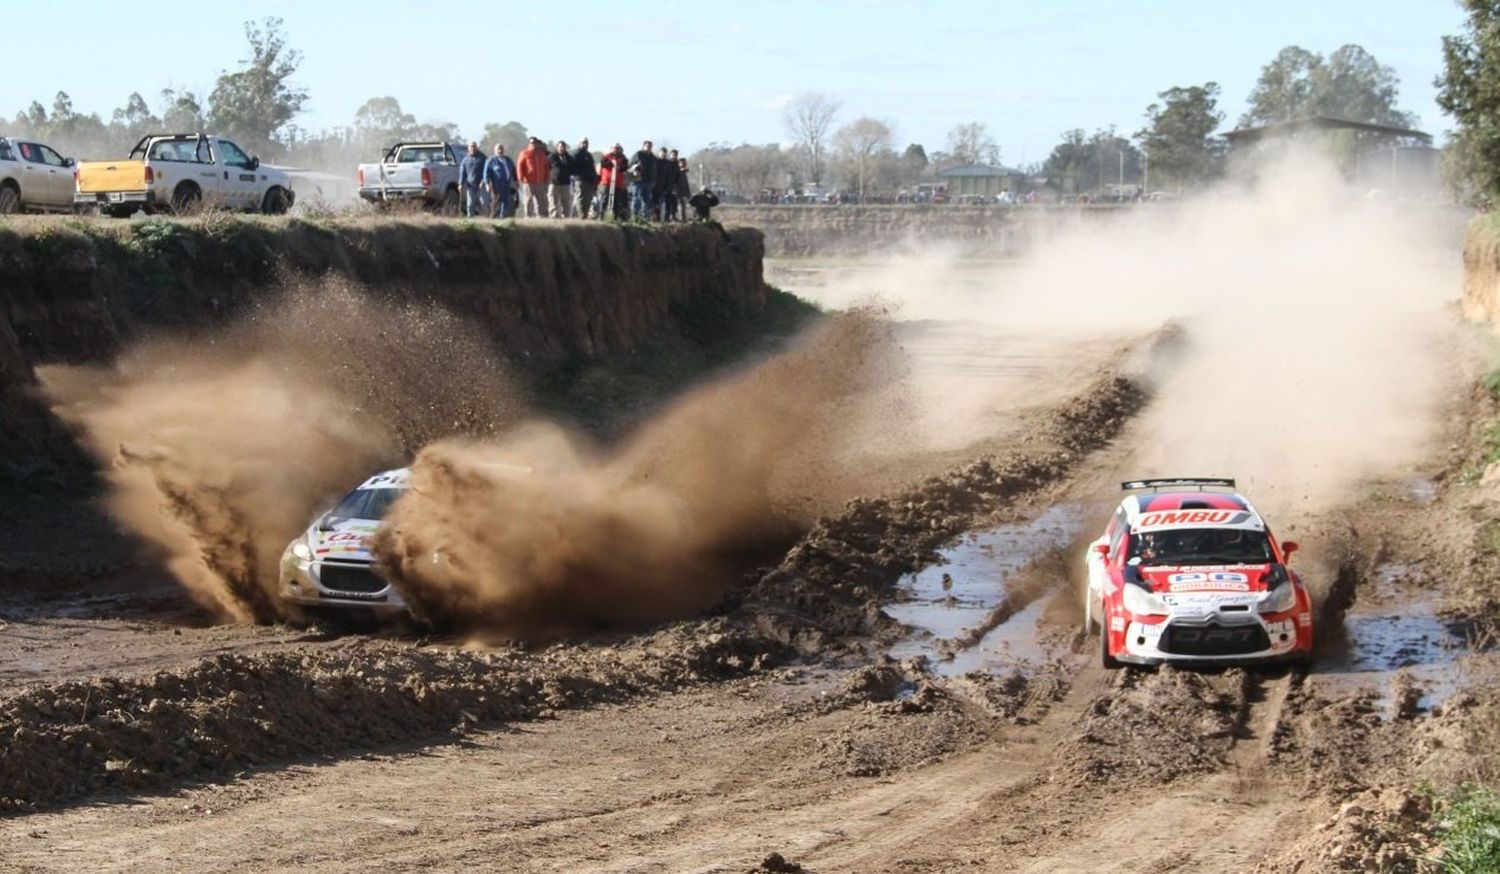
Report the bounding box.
[279,550,407,611]
[1111,611,1311,666]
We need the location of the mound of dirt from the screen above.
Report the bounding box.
[1252,789,1436,873]
[0,620,781,812]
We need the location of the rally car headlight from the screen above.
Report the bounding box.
[291,540,312,561]
[1259,583,1297,613]
[1122,583,1168,616]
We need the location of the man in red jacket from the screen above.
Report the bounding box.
[597,143,631,221]
[516,137,551,218]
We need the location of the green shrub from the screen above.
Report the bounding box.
[1434,785,1500,873]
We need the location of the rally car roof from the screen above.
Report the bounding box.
[355,468,411,490]
[1120,490,1267,532]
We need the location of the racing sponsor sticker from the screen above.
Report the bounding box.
[1136,510,1255,529]
[1167,571,1250,592]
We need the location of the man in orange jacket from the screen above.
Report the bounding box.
[516,137,551,218]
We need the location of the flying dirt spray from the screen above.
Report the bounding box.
[375,309,901,637]
[802,148,1465,520]
[41,283,524,621]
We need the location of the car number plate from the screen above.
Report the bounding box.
[108,192,123,203]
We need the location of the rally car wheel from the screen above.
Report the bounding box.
[1099,610,1123,670]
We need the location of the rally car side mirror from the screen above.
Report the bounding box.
[1281,540,1299,559]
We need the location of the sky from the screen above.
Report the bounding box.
[2,0,1469,166]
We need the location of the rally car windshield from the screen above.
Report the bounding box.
[326,487,404,523]
[1128,527,1274,566]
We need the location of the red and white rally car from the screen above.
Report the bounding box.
[1083,478,1313,668]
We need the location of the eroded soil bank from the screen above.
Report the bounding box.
[0,216,765,471]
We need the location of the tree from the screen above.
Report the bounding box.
[946,122,999,165]
[111,92,161,144]
[353,96,416,140]
[1043,127,1144,194]
[687,143,791,196]
[1241,44,1413,127]
[833,117,894,198]
[1242,46,1321,125]
[208,17,309,155]
[1138,84,1225,192]
[783,92,840,186]
[161,89,208,132]
[1319,45,1416,127]
[1438,2,1500,205]
[482,121,529,156]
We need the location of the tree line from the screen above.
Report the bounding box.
[6,16,1427,199]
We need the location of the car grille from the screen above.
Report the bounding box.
[1160,622,1270,657]
[317,564,388,594]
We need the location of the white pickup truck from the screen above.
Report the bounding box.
[0,136,78,214]
[356,141,463,213]
[74,133,295,217]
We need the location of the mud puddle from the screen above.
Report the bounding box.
[885,506,1080,676]
[1317,563,1464,714]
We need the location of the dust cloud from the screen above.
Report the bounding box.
[41,283,523,621]
[375,310,902,637]
[798,147,1464,519]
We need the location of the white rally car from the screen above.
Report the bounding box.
[1083,478,1313,668]
[279,468,409,612]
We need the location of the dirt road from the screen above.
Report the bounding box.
[1,301,1492,871]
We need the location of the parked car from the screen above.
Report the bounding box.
[1083,477,1313,668]
[0,136,78,214]
[356,141,463,213]
[75,133,295,217]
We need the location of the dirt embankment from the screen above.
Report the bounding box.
[1464,212,1500,332]
[0,216,765,473]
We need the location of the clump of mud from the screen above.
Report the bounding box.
[1251,789,1436,874]
[1059,668,1249,785]
[41,282,522,621]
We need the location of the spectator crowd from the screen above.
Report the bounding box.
[457,138,719,222]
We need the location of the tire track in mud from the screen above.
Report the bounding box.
[0,334,1165,814]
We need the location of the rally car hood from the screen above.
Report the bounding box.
[1133,563,1284,615]
[308,517,380,563]
[1135,564,1275,593]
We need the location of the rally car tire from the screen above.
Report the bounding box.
[1099,610,1123,670]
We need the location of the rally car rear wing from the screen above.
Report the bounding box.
[1120,477,1236,491]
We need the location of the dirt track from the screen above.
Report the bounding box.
[1,294,1494,870]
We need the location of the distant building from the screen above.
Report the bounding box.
[1223,115,1440,197]
[937,163,1025,199]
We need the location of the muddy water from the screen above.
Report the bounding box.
[885,506,1081,676]
[1318,563,1464,714]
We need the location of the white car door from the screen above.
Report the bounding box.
[15,141,50,207]
[33,143,72,208]
[214,139,260,210]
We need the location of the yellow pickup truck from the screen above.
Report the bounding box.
[75,133,295,217]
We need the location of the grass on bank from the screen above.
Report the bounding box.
[1427,784,1500,873]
